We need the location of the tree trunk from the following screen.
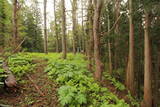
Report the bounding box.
[93,0,104,81]
[61,0,67,59]
[44,0,48,54]
[87,0,94,72]
[107,14,112,74]
[54,0,59,53]
[72,0,77,54]
[142,10,152,107]
[13,0,18,47]
[113,0,120,69]
[81,0,84,53]
[126,0,135,95]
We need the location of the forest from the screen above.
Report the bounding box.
[0,0,160,107]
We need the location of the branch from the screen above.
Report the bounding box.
[101,13,122,36]
[13,37,26,54]
[27,75,45,96]
[1,37,26,61]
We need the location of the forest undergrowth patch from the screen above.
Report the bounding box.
[0,53,58,107]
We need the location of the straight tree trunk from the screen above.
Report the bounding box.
[87,0,94,72]
[44,0,48,54]
[142,10,152,107]
[61,0,67,59]
[81,0,84,52]
[93,0,104,81]
[113,0,120,69]
[108,14,113,74]
[72,0,77,54]
[54,0,59,53]
[126,0,135,95]
[13,0,18,47]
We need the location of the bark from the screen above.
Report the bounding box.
[126,0,135,95]
[113,0,120,69]
[114,0,120,34]
[2,61,17,88]
[81,0,84,52]
[72,0,77,54]
[93,0,104,81]
[13,0,18,47]
[107,14,113,74]
[54,0,59,53]
[44,0,48,54]
[155,51,160,106]
[87,0,94,72]
[142,10,152,107]
[61,0,67,59]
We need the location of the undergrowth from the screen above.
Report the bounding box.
[104,73,139,107]
[0,58,7,86]
[0,53,36,86]
[43,53,129,107]
[8,53,36,80]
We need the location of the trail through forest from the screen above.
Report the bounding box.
[0,59,58,107]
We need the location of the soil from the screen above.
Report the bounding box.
[0,60,58,107]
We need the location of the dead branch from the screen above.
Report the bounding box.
[101,13,122,36]
[13,37,26,54]
[26,75,45,96]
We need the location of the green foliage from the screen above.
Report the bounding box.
[105,74,125,91]
[127,92,140,107]
[8,53,36,79]
[0,58,7,86]
[105,73,139,107]
[58,85,87,106]
[22,2,43,52]
[43,53,129,107]
[0,0,12,47]
[0,53,36,87]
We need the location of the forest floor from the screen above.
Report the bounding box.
[0,53,138,107]
[0,59,58,107]
[101,79,131,104]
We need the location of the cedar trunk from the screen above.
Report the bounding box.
[88,0,94,72]
[54,0,59,53]
[93,0,104,81]
[126,0,135,95]
[44,0,48,54]
[142,10,152,107]
[13,0,18,47]
[61,0,67,59]
[72,0,77,54]
[108,14,112,74]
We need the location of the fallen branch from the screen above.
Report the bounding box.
[26,75,45,96]
[0,104,11,107]
[1,38,26,88]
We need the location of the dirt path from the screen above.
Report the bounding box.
[0,60,58,107]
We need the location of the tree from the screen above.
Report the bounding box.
[126,0,135,95]
[54,0,59,53]
[13,0,18,48]
[0,0,6,48]
[87,0,94,72]
[93,0,104,81]
[142,9,153,107]
[61,0,67,59]
[22,1,43,52]
[44,0,48,54]
[113,0,120,69]
[107,13,112,74]
[72,0,77,54]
